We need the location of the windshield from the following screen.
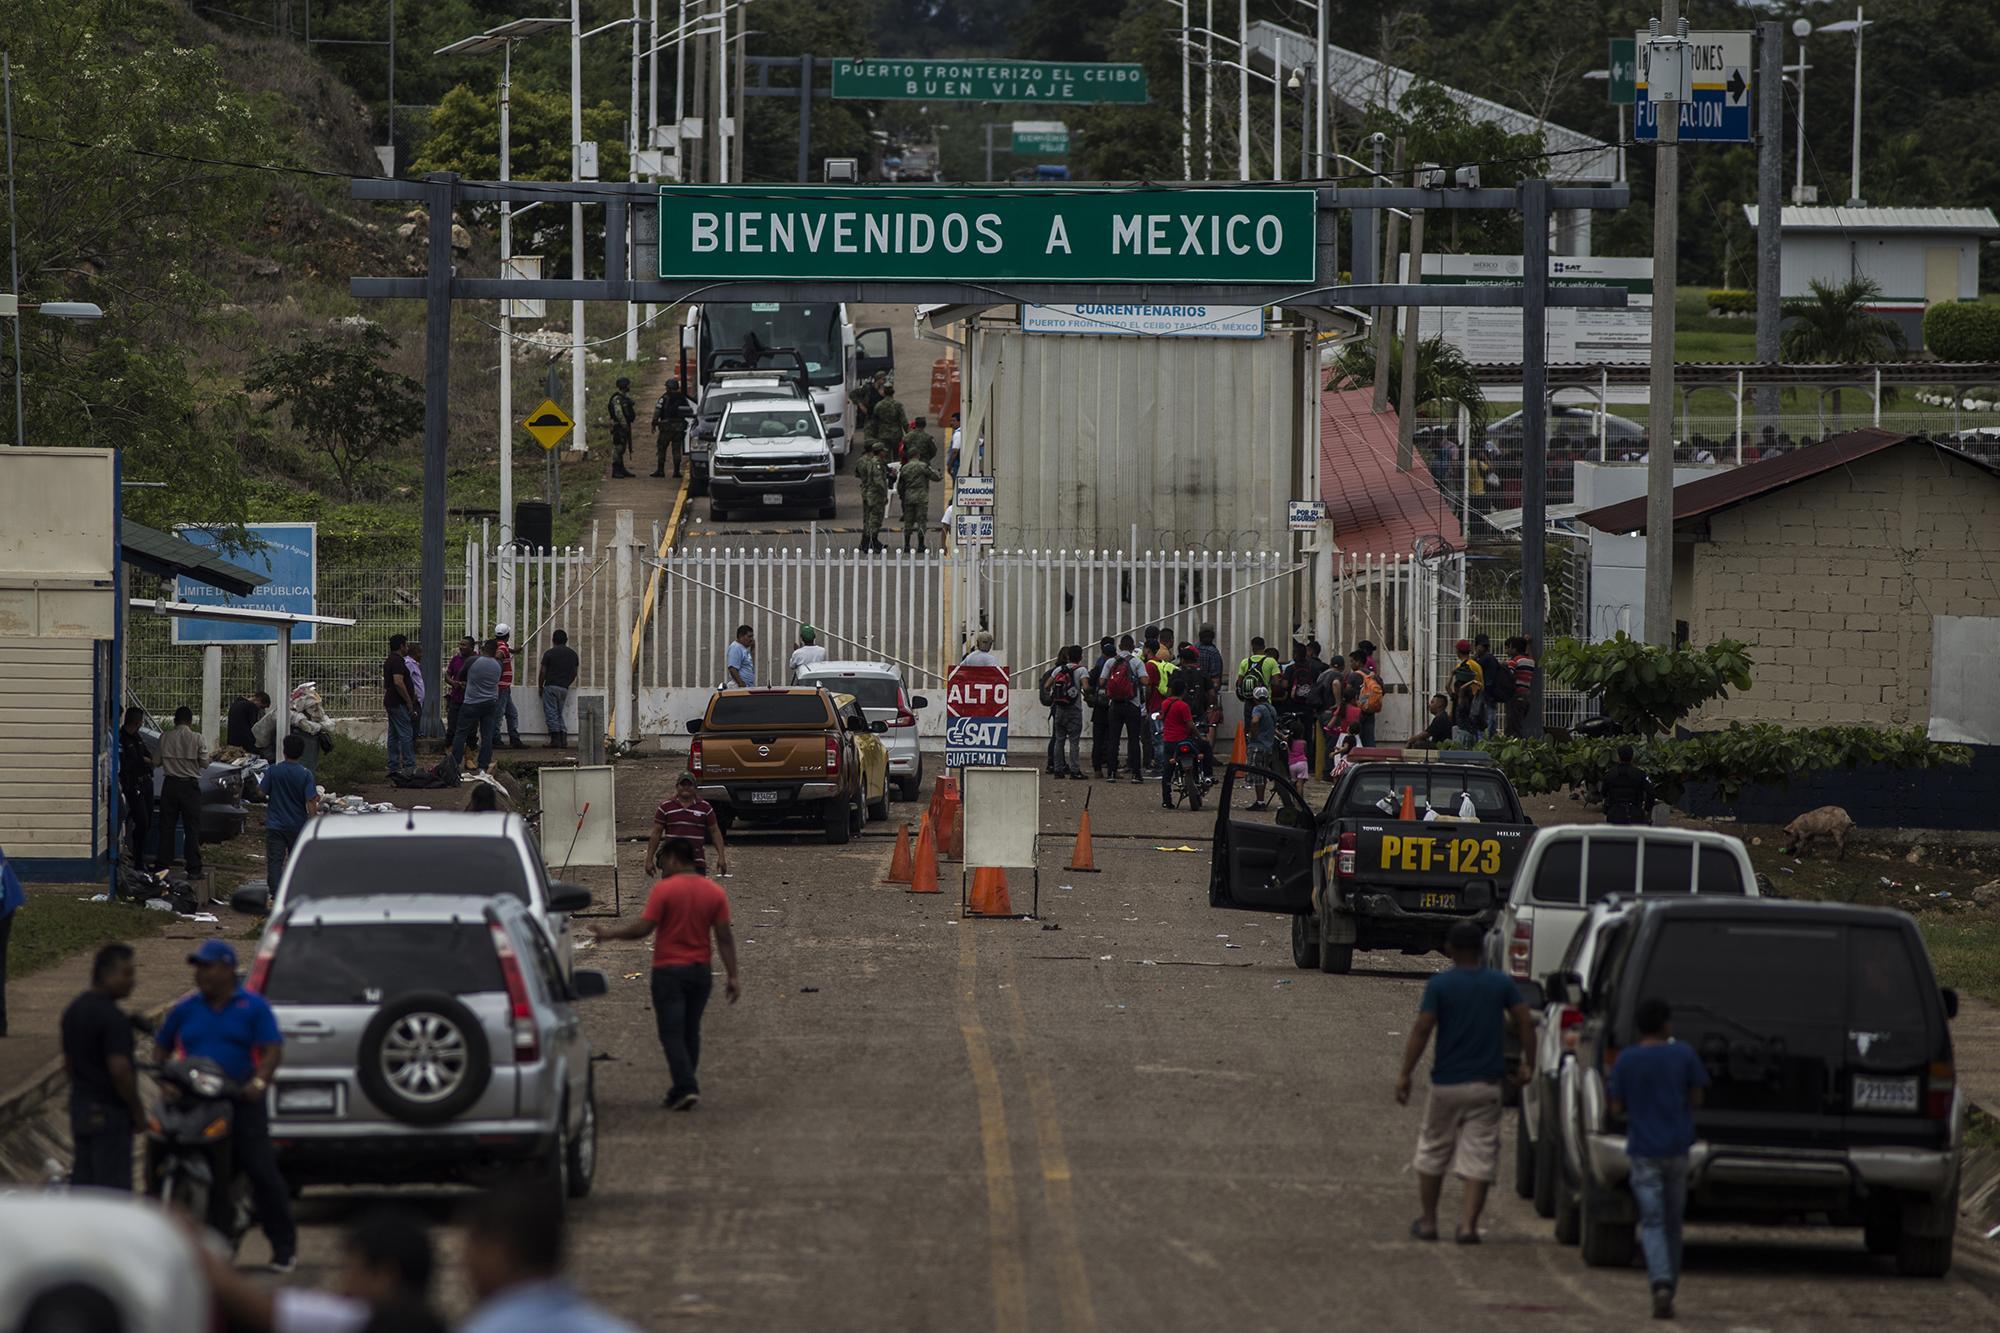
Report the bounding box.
[706,693,834,729]
[702,304,841,386]
[262,922,503,1004]
[721,408,821,441]
[284,837,532,904]
[801,675,902,710]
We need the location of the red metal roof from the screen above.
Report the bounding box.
[1574,428,2000,533]
[1318,388,1465,556]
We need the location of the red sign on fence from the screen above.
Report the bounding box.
[945,663,1009,767]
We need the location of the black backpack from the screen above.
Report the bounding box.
[1482,653,1515,703]
[1040,665,1079,708]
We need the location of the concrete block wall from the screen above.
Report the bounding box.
[1688,445,2000,728]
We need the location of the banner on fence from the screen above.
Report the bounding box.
[172,522,318,645]
[945,663,1010,767]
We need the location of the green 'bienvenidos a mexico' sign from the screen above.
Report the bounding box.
[655,186,1317,285]
[830,58,1147,105]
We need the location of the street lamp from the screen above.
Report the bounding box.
[1789,19,1812,203]
[1817,7,1872,206]
[1,298,105,447]
[1287,67,1308,180]
[1210,56,1284,181]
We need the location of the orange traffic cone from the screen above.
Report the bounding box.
[1229,722,1248,767]
[935,777,964,859]
[968,866,1013,916]
[1398,784,1417,821]
[884,823,914,884]
[908,816,941,894]
[1068,804,1099,873]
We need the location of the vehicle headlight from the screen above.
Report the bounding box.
[187,1068,226,1098]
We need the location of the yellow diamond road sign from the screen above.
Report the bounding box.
[523,398,574,451]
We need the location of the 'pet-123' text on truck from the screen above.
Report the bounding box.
[1208,755,1534,973]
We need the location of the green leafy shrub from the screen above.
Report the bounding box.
[1923,301,2000,362]
[312,737,390,792]
[1542,635,1754,737]
[1478,725,1970,805]
[1706,288,1755,316]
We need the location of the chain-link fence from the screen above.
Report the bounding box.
[126,566,466,724]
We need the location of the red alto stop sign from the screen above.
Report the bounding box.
[946,664,1009,718]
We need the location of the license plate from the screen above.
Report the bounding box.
[1851,1074,1919,1112]
[275,1083,338,1115]
[763,492,785,505]
[749,790,781,804]
[1418,891,1460,910]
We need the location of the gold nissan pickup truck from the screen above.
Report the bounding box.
[686,687,890,844]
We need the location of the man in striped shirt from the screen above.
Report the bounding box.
[649,773,729,876]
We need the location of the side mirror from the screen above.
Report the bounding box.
[1462,878,1497,913]
[1942,986,1960,1020]
[571,969,610,1000]
[549,882,593,914]
[911,695,930,710]
[1514,979,1546,1010]
[869,720,888,733]
[687,718,704,735]
[230,883,272,917]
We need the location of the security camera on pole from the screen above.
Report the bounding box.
[1643,9,1691,647]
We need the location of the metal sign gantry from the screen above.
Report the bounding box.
[350,173,1628,737]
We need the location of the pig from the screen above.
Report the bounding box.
[1781,804,1853,860]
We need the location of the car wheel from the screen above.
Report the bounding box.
[356,992,493,1125]
[1289,916,1319,970]
[708,503,727,522]
[867,787,889,822]
[896,777,920,803]
[1579,1179,1636,1269]
[1553,1144,1581,1245]
[1893,1185,1958,1277]
[566,1077,598,1199]
[1318,939,1354,974]
[1532,1094,1559,1218]
[1512,1103,1536,1200]
[822,798,852,844]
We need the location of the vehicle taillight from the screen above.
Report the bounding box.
[1926,1061,1955,1119]
[689,737,703,778]
[245,918,285,994]
[891,690,917,728]
[1507,919,1533,979]
[487,921,539,1063]
[1559,1006,1585,1052]
[825,735,840,775]
[1336,832,1356,878]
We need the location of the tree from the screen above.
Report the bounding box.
[1359,81,1546,255]
[246,327,424,499]
[1328,333,1488,431]
[1779,277,1909,425]
[1542,634,1753,738]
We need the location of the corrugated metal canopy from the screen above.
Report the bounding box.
[1743,205,2000,234]
[120,523,267,596]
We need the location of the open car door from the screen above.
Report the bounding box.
[1208,765,1317,914]
[855,326,894,380]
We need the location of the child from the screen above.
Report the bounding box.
[1287,736,1309,783]
[1329,732,1360,781]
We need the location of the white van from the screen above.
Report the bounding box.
[1487,824,1757,983]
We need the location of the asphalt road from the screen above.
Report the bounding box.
[270,764,2000,1330]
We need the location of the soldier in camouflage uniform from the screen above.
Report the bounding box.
[650,378,693,478]
[855,439,890,553]
[849,370,888,428]
[901,416,939,469]
[896,439,943,552]
[871,385,907,456]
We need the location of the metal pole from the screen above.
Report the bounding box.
[626,0,641,362]
[1314,0,1327,177]
[499,43,516,629]
[717,0,730,183]
[1847,7,1865,205]
[1644,5,1681,648]
[1793,36,1807,201]
[648,0,659,144]
[1396,192,1425,471]
[732,19,747,183]
[1272,58,1282,179]
[387,0,396,168]
[1755,22,1782,431]
[1202,0,1214,179]
[1179,0,1192,179]
[674,0,688,159]
[420,173,457,738]
[570,0,587,459]
[796,53,813,183]
[5,52,23,446]
[1372,138,1403,414]
[984,122,994,183]
[1236,0,1250,181]
[1519,179,1550,739]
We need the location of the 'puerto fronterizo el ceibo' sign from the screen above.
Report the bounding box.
[655,186,1317,285]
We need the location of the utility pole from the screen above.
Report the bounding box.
[1202,0,1214,179]
[625,0,641,363]
[690,2,708,181]
[1395,165,1428,472]
[1314,0,1327,177]
[1790,21,1810,202]
[1371,137,1403,415]
[1644,7,1686,648]
[732,19,748,183]
[569,0,588,461]
[1236,0,1250,181]
[1518,178,1550,737]
[1755,22,1782,433]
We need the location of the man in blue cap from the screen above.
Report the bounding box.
[154,939,297,1270]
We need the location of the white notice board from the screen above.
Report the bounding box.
[962,766,1040,869]
[538,765,618,869]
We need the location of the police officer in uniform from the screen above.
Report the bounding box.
[607,376,637,478]
[651,378,693,478]
[856,439,890,553]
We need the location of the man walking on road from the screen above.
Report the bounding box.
[651,378,693,478]
[1395,919,1534,1244]
[590,838,740,1111]
[897,439,942,552]
[62,943,142,1189]
[538,629,580,748]
[608,376,637,478]
[260,735,319,879]
[725,624,757,688]
[1608,997,1708,1320]
[649,774,728,877]
[384,635,417,777]
[856,439,890,553]
[155,706,207,880]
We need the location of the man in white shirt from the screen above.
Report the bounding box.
[960,630,1001,668]
[788,624,828,680]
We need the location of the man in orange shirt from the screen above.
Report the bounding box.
[589,838,741,1110]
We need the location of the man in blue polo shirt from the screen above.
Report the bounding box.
[260,734,320,881]
[154,939,296,1271]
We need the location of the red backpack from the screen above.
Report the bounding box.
[1105,657,1138,703]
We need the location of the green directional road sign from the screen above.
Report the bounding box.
[831,58,1147,105]
[1012,121,1070,155]
[656,186,1316,284]
[1608,37,1636,105]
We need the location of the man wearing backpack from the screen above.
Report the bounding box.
[1041,645,1086,780]
[1474,634,1512,737]
[1087,637,1117,777]
[1235,637,1280,709]
[1101,636,1147,782]
[1350,648,1385,748]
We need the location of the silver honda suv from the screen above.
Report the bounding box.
[247,893,605,1201]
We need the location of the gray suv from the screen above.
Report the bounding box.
[248,893,605,1201]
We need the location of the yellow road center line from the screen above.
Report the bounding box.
[958,927,1029,1333]
[1003,961,1100,1333]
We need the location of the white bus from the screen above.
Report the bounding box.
[680,303,895,464]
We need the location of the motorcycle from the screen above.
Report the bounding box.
[143,1057,250,1247]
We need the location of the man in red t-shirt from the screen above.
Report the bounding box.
[648,772,728,876]
[494,624,524,749]
[589,839,740,1109]
[1158,676,1210,808]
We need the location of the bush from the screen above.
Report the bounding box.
[312,736,390,792]
[1542,635,1754,737]
[1706,288,1755,316]
[1923,301,2000,362]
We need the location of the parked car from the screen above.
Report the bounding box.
[687,686,889,842]
[234,811,593,972]
[1484,404,1647,453]
[708,397,837,522]
[247,892,605,1199]
[1550,896,1963,1276]
[1487,825,1757,984]
[795,660,929,800]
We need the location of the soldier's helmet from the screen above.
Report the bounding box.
[616,376,631,389]
[666,378,682,392]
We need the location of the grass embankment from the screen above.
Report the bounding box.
[10,899,168,980]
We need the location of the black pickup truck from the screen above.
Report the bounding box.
[1209,759,1534,974]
